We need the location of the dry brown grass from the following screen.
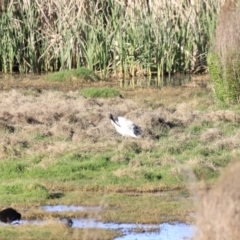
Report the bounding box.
[0,223,119,240]
[204,110,240,123]
[0,80,212,159]
[194,161,240,240]
[200,128,223,142]
[215,0,240,65]
[0,76,239,164]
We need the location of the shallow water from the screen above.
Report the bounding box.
[18,218,194,240]
[72,219,194,240]
[115,222,194,240]
[41,204,101,212]
[1,205,195,240]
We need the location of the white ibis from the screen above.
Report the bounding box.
[109,114,142,138]
[0,208,21,224]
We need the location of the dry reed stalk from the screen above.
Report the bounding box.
[194,161,240,240]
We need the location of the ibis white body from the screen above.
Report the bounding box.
[109,114,142,138]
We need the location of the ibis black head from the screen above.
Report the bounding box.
[109,113,113,120]
[109,114,120,127]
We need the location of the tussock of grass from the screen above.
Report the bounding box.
[43,68,100,82]
[200,128,223,142]
[204,110,240,122]
[80,87,120,98]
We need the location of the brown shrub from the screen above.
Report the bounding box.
[194,161,240,240]
[213,135,240,150]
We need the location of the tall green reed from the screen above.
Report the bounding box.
[0,0,222,82]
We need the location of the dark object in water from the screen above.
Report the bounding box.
[60,217,73,227]
[0,208,21,224]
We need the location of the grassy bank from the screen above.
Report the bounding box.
[0,0,221,78]
[0,78,239,196]
[0,225,120,240]
[0,77,240,238]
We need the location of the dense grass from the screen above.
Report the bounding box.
[0,182,49,205]
[0,149,181,194]
[43,68,100,82]
[0,120,234,205]
[80,87,119,98]
[208,0,240,104]
[0,0,222,80]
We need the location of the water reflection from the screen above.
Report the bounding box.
[40,205,194,239]
[41,205,101,212]
[120,75,192,88]
[72,218,159,230]
[18,218,194,240]
[1,205,194,240]
[115,222,194,240]
[72,219,193,240]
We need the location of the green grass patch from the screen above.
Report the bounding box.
[0,182,49,204]
[80,87,120,98]
[43,68,100,82]
[0,148,185,204]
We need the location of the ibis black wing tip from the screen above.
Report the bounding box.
[109,113,114,120]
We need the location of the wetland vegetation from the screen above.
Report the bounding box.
[0,0,221,78]
[0,74,240,239]
[1,0,240,239]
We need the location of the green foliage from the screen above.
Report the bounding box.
[208,53,225,102]
[43,68,100,82]
[0,161,29,177]
[225,52,240,103]
[208,52,240,103]
[144,171,162,181]
[80,87,119,98]
[0,182,49,204]
[193,166,219,180]
[209,0,240,104]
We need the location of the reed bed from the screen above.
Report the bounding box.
[0,0,224,79]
